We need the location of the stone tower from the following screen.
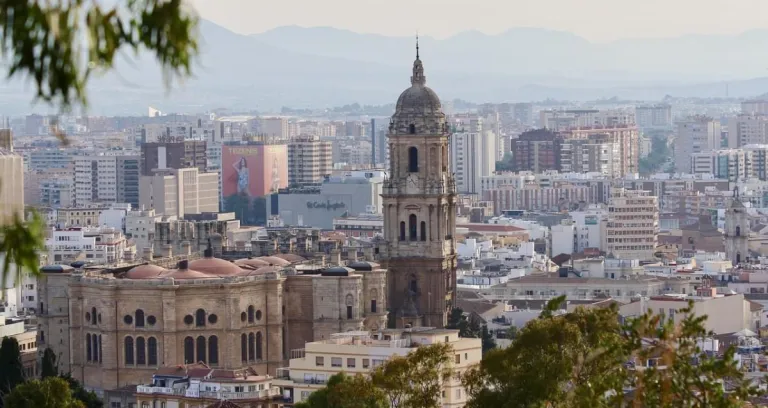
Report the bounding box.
[382,41,457,328]
[724,194,749,266]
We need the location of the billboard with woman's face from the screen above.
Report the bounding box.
[222,144,288,198]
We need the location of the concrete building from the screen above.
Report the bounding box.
[287,135,332,186]
[0,315,38,378]
[635,104,673,130]
[675,116,721,173]
[570,206,607,253]
[274,171,384,229]
[74,155,134,206]
[116,155,140,208]
[25,170,75,208]
[45,226,131,265]
[560,125,639,177]
[139,168,219,218]
[258,117,289,139]
[690,149,752,181]
[482,183,599,214]
[140,140,207,176]
[511,129,562,172]
[25,148,78,171]
[550,221,575,257]
[276,328,480,407]
[560,135,621,178]
[742,100,768,115]
[0,149,24,225]
[125,208,163,253]
[603,188,659,261]
[729,114,768,148]
[450,115,496,194]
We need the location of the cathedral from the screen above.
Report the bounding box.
[381,41,458,328]
[724,192,749,266]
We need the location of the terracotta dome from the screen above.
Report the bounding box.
[125,264,167,279]
[272,253,306,263]
[163,268,215,280]
[258,256,291,266]
[234,258,270,269]
[238,265,281,276]
[189,257,243,276]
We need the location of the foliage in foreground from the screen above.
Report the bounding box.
[3,377,84,408]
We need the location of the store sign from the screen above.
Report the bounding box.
[307,200,346,211]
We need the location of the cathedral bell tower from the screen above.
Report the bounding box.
[724,190,749,266]
[382,39,457,328]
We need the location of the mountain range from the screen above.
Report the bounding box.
[5,20,768,115]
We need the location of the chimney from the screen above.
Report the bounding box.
[350,249,358,262]
[181,241,192,256]
[363,246,374,261]
[142,247,154,261]
[162,244,173,259]
[330,249,342,266]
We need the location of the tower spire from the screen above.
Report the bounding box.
[411,33,426,86]
[416,32,420,60]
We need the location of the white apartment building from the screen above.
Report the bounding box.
[550,221,576,257]
[275,329,481,407]
[635,104,673,130]
[139,168,219,218]
[691,149,752,181]
[25,170,75,208]
[729,114,768,148]
[570,205,607,252]
[742,100,768,115]
[125,208,163,252]
[259,117,289,139]
[0,150,24,225]
[451,116,496,194]
[603,188,659,261]
[288,135,333,186]
[45,226,130,265]
[675,116,721,174]
[560,137,621,178]
[540,109,635,131]
[74,155,119,206]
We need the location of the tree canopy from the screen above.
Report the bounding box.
[0,337,26,405]
[3,377,84,408]
[294,372,387,408]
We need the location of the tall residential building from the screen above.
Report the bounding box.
[742,100,768,115]
[729,114,768,147]
[561,125,639,177]
[0,150,24,225]
[116,156,140,208]
[74,156,118,206]
[450,116,496,194]
[258,117,289,139]
[25,170,75,208]
[140,141,207,176]
[603,188,659,261]
[382,49,457,328]
[514,102,534,126]
[675,116,721,174]
[287,135,333,186]
[26,148,78,171]
[511,129,562,172]
[139,168,219,218]
[690,149,752,182]
[635,104,673,130]
[560,135,621,178]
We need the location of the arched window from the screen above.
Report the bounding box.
[241,334,248,362]
[86,333,92,362]
[92,333,99,363]
[410,275,418,293]
[125,337,134,365]
[98,335,102,363]
[736,226,741,237]
[196,336,206,363]
[248,333,255,361]
[91,307,97,325]
[256,332,263,361]
[183,337,194,364]
[420,221,427,241]
[408,147,419,172]
[346,294,354,320]
[370,288,378,314]
[409,214,417,240]
[409,124,416,134]
[136,337,146,365]
[247,305,255,323]
[399,222,406,241]
[208,336,219,365]
[148,337,157,366]
[195,309,205,327]
[135,309,145,328]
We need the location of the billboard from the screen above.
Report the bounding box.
[584,215,598,225]
[222,144,287,225]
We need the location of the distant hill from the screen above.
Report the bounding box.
[4,20,768,115]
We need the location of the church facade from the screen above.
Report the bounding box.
[381,44,458,328]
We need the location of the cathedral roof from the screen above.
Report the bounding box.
[125,264,167,279]
[189,257,243,276]
[234,258,270,269]
[393,39,442,120]
[257,256,291,266]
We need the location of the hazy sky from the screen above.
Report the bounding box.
[190,0,768,42]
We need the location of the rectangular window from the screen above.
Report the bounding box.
[455,354,461,364]
[331,357,342,367]
[315,356,324,366]
[362,358,370,368]
[301,391,311,401]
[347,358,356,368]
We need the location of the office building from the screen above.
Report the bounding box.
[450,116,496,194]
[690,149,752,182]
[140,140,207,176]
[0,149,24,225]
[258,117,289,139]
[561,125,639,177]
[45,226,131,264]
[675,116,721,173]
[139,168,219,218]
[635,104,673,130]
[560,135,621,178]
[729,114,768,147]
[116,156,140,208]
[26,148,77,171]
[25,170,75,208]
[603,188,659,261]
[287,135,333,186]
[511,129,562,172]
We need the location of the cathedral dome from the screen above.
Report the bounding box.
[391,40,446,136]
[395,79,441,115]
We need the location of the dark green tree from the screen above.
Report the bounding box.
[295,372,387,408]
[480,325,496,355]
[41,348,58,379]
[446,308,480,338]
[0,337,26,405]
[3,377,84,408]
[60,375,102,408]
[495,152,514,172]
[372,342,453,408]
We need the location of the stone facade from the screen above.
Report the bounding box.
[724,197,750,265]
[381,48,457,328]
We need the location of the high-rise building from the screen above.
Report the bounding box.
[742,100,768,115]
[675,116,721,173]
[116,156,140,209]
[140,141,207,176]
[560,135,621,178]
[603,188,659,261]
[635,104,673,130]
[381,47,456,328]
[0,149,24,225]
[74,156,119,206]
[511,129,562,172]
[514,102,534,126]
[287,135,332,186]
[139,168,219,218]
[450,116,496,194]
[729,114,768,147]
[258,117,289,139]
[690,149,752,182]
[561,125,639,176]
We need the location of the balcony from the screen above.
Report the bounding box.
[199,388,280,400]
[136,386,186,396]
